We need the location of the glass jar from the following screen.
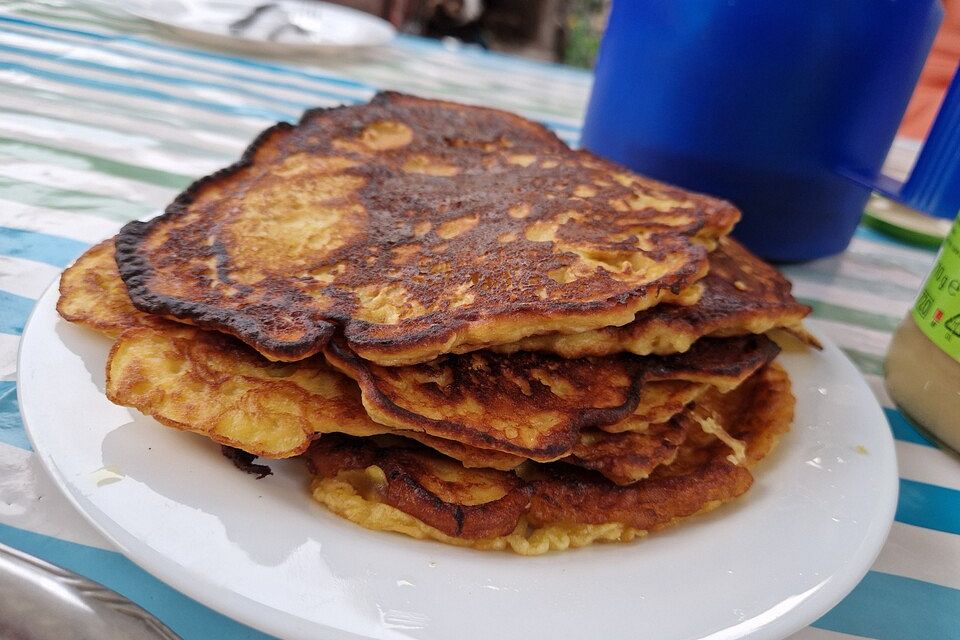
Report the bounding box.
[885,215,960,454]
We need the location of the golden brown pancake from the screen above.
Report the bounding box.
[57,239,170,337]
[323,334,780,461]
[568,419,691,485]
[105,325,524,468]
[107,325,716,482]
[597,380,706,433]
[58,243,736,477]
[115,92,739,365]
[305,363,794,554]
[496,237,812,358]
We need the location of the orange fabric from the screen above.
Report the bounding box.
[899,0,960,140]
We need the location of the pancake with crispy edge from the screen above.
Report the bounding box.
[494,237,816,358]
[323,334,780,461]
[305,363,794,554]
[57,239,167,337]
[115,92,738,366]
[105,325,523,467]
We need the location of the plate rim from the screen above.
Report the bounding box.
[18,279,899,640]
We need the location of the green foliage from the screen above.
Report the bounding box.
[564,0,606,68]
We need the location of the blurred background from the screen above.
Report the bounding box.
[334,0,608,67]
[335,0,958,138]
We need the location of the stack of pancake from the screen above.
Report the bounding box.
[57,93,817,555]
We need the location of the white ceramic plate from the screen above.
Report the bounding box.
[19,283,897,640]
[117,0,395,54]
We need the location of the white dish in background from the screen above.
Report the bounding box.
[118,0,395,54]
[19,279,897,640]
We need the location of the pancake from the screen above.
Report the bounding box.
[495,237,813,358]
[106,325,523,468]
[568,419,692,485]
[57,239,169,337]
[597,381,706,433]
[107,326,714,481]
[305,363,794,554]
[323,334,779,461]
[59,244,730,478]
[115,92,739,366]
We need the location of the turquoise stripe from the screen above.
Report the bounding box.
[897,479,960,536]
[0,381,30,450]
[0,522,277,640]
[0,60,294,123]
[0,226,88,267]
[814,570,960,640]
[885,407,936,448]
[0,290,34,336]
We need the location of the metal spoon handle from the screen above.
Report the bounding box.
[0,542,180,640]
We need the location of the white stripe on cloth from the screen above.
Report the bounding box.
[847,237,937,270]
[806,318,891,358]
[0,333,19,381]
[874,522,960,591]
[0,49,301,122]
[1,87,262,154]
[895,440,960,492]
[0,162,175,207]
[0,28,363,111]
[0,255,60,299]
[790,279,913,319]
[0,87,263,173]
[0,199,122,243]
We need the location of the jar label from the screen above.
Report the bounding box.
[912,216,960,364]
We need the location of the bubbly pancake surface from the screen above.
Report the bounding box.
[116,92,739,365]
[306,363,794,554]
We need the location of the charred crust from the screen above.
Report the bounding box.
[115,92,733,364]
[220,446,272,478]
[324,338,647,460]
[309,435,532,539]
[115,120,339,360]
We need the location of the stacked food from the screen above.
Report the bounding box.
[57,93,817,555]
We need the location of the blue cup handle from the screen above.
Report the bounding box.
[873,69,960,219]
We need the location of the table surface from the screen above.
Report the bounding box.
[0,2,957,639]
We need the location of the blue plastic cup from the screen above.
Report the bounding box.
[581,0,947,261]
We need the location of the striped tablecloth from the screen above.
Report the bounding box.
[1,3,957,638]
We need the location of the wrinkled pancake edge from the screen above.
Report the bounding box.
[494,237,813,359]
[324,334,779,461]
[305,364,792,553]
[104,325,527,468]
